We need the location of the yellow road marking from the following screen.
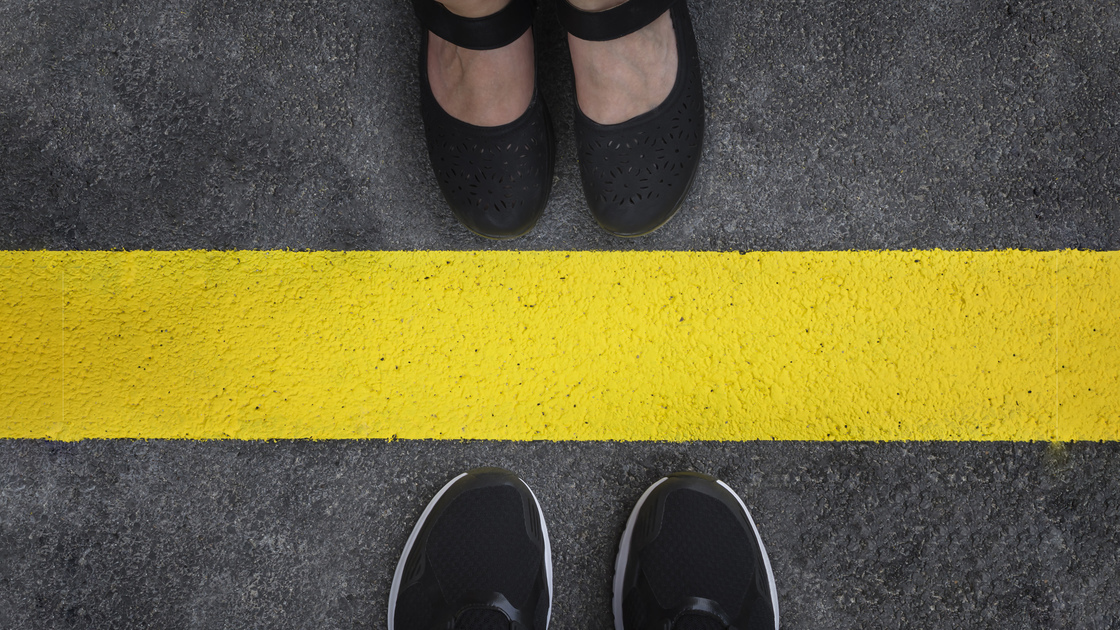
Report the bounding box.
[1,250,1116,441]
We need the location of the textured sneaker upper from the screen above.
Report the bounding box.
[643,490,753,618]
[618,474,777,630]
[672,612,728,630]
[456,607,519,630]
[427,486,542,611]
[392,469,550,630]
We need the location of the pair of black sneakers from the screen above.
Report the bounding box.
[389,468,779,630]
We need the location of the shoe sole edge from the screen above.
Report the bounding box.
[388,471,469,630]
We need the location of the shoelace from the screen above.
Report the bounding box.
[454,607,513,630]
[672,611,730,630]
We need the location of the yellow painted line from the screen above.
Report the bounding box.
[1,250,1116,441]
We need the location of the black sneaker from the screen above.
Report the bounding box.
[389,467,553,630]
[614,472,778,630]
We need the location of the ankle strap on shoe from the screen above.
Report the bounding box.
[557,0,677,41]
[414,0,535,50]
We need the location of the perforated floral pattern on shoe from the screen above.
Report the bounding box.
[573,1,704,237]
[419,35,554,240]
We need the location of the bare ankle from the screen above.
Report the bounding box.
[567,11,676,124]
[427,29,535,127]
[437,0,511,18]
[565,0,627,10]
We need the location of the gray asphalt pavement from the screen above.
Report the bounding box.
[2,441,1119,629]
[1,0,1117,250]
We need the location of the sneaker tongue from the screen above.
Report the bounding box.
[454,607,512,630]
[672,612,727,630]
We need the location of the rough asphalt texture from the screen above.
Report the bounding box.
[2,0,1119,628]
[1,0,1118,250]
[2,441,1119,629]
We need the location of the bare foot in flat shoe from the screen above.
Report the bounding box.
[426,2,535,127]
[567,5,678,125]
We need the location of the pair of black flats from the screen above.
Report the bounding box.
[415,0,705,239]
[388,468,779,630]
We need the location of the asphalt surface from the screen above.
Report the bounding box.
[2,0,1119,628]
[1,0,1117,250]
[2,441,1119,629]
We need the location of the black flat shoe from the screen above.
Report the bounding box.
[615,472,778,630]
[558,0,705,237]
[414,0,555,239]
[389,467,553,630]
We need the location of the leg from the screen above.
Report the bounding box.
[427,0,535,126]
[413,0,554,238]
[557,0,706,236]
[566,0,678,125]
